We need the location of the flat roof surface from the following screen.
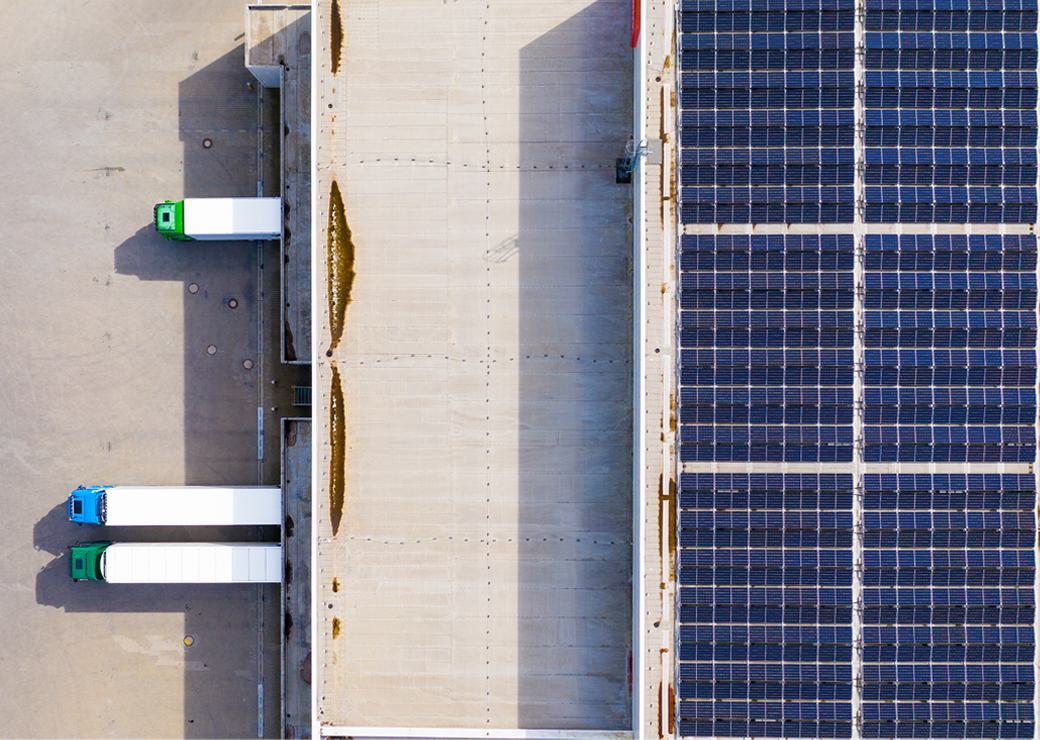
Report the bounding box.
[314,0,634,730]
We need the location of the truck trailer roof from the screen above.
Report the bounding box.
[101,543,282,584]
[100,486,282,526]
[179,197,282,240]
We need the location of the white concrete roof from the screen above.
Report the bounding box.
[313,0,635,731]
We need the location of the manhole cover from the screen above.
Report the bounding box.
[183,635,194,647]
[188,283,199,294]
[202,138,213,149]
[243,359,254,370]
[227,298,238,309]
[206,345,217,355]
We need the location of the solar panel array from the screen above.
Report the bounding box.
[678,473,855,738]
[863,474,1036,738]
[679,234,855,462]
[678,0,855,223]
[863,0,1039,222]
[864,234,1039,462]
[676,0,1038,735]
[678,0,1040,226]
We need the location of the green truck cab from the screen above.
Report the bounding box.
[69,542,110,582]
[153,200,188,241]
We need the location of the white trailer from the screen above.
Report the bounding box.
[67,485,282,526]
[71,542,283,583]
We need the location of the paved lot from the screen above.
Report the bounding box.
[315,0,633,730]
[0,2,282,736]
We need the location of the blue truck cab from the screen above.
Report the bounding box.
[68,485,107,525]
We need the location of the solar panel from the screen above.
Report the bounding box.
[674,2,1037,737]
[677,0,855,223]
[862,474,1037,740]
[679,235,855,463]
[861,235,1040,740]
[863,1,1040,222]
[677,474,855,739]
[863,235,1038,462]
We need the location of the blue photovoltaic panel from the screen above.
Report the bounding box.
[679,234,854,462]
[863,234,1038,462]
[864,0,1039,222]
[677,474,854,739]
[678,0,855,223]
[862,474,1037,739]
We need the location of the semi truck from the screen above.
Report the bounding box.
[69,542,282,583]
[67,485,282,526]
[153,197,281,240]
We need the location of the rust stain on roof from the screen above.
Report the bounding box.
[667,477,677,581]
[326,178,355,356]
[330,0,343,74]
[329,363,345,536]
